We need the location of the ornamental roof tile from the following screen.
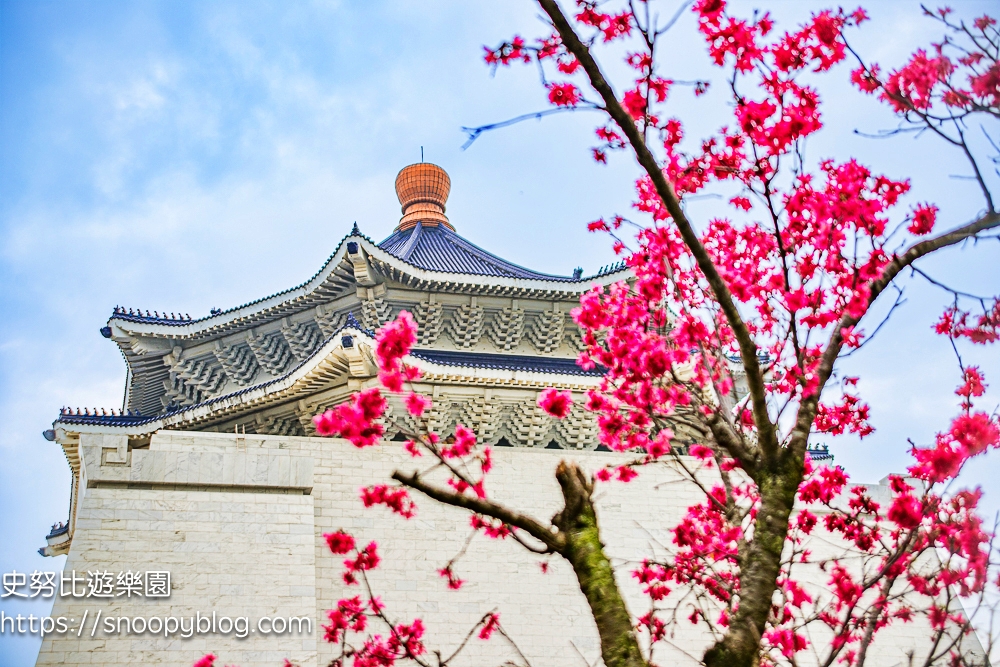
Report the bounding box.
[805,444,834,462]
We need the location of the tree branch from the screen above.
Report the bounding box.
[534,0,779,464]
[392,470,564,551]
[792,209,1000,462]
[706,411,761,475]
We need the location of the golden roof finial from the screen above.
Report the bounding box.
[394,162,453,231]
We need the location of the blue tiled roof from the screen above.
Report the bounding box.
[410,349,604,377]
[806,444,834,462]
[46,524,69,539]
[379,223,582,281]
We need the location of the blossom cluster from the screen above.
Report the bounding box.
[486,0,997,663]
[851,9,1000,116]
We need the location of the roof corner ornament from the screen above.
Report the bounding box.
[351,221,361,236]
[394,162,453,231]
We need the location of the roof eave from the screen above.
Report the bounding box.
[107,233,631,340]
[55,328,601,436]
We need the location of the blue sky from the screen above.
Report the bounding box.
[0,1,997,665]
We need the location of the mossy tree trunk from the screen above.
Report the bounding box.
[553,462,647,667]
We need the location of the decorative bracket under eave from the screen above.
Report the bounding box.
[346,241,382,287]
[341,333,377,378]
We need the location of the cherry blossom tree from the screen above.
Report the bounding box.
[198,2,999,667]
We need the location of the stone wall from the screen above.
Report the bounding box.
[36,430,983,667]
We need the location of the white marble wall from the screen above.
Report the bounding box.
[35,433,317,667]
[35,430,982,667]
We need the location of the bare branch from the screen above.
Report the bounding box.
[393,470,565,552]
[461,104,602,149]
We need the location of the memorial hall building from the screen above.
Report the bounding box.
[36,164,982,666]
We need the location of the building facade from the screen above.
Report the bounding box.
[37,164,982,666]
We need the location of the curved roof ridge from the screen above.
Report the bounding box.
[396,220,424,261]
[108,226,631,337]
[107,227,376,328]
